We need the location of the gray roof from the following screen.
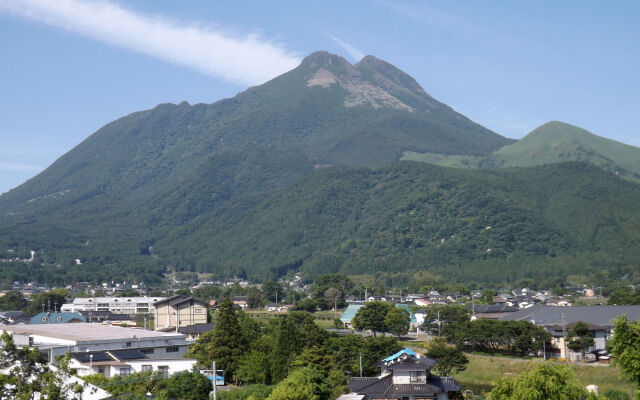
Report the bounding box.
[178,323,214,335]
[500,305,640,327]
[470,304,519,314]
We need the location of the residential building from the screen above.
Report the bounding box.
[345,348,462,400]
[178,323,215,340]
[69,349,196,378]
[153,295,208,332]
[60,296,165,314]
[1,323,193,364]
[500,305,640,360]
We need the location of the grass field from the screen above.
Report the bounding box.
[454,353,632,397]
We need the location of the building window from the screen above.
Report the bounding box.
[410,371,425,382]
[165,346,179,353]
[126,342,132,347]
[98,367,106,375]
[140,348,154,354]
[141,365,152,372]
[158,366,169,377]
[119,367,132,377]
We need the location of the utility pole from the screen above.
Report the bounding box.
[211,360,217,400]
[359,352,363,378]
[561,312,568,361]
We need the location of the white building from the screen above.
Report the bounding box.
[1,323,195,376]
[60,296,165,314]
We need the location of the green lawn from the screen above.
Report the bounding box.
[454,353,631,397]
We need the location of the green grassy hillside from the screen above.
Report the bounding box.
[403,121,640,182]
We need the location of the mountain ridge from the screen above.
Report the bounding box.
[402,121,640,182]
[2,51,637,285]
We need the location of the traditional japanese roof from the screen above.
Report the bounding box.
[387,358,436,370]
[349,374,443,396]
[178,323,215,335]
[500,305,640,327]
[428,375,463,392]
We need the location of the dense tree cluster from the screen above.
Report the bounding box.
[441,319,551,356]
[186,297,402,399]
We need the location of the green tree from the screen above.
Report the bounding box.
[0,290,28,311]
[266,367,331,400]
[487,363,598,400]
[0,331,84,399]
[163,370,211,400]
[384,307,410,337]
[262,281,284,303]
[566,321,595,358]
[352,301,393,336]
[25,289,69,315]
[608,315,640,394]
[237,350,271,384]
[422,305,470,335]
[312,274,353,310]
[425,338,468,376]
[186,297,242,382]
[271,315,302,382]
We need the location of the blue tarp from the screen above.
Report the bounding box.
[384,348,416,362]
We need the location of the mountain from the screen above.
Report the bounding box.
[2,52,638,285]
[403,121,640,182]
[155,161,640,284]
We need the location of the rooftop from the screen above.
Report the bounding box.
[500,305,640,326]
[2,323,184,342]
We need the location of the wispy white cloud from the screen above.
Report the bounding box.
[0,162,43,172]
[0,0,301,85]
[327,34,365,61]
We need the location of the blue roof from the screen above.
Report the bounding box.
[395,304,417,324]
[340,303,417,324]
[340,304,364,323]
[30,312,86,324]
[385,348,417,362]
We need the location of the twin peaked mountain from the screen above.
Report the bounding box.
[1,51,639,284]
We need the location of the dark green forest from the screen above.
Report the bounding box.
[1,52,638,286]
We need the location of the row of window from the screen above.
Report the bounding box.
[119,365,169,377]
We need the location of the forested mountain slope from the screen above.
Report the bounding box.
[1,52,637,285]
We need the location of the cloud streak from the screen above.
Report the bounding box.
[327,34,365,61]
[0,162,43,172]
[0,0,301,85]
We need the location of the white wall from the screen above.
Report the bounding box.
[127,359,197,376]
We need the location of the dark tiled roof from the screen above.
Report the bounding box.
[387,359,436,370]
[110,349,147,360]
[500,305,640,326]
[428,375,463,392]
[350,374,393,394]
[470,304,519,313]
[348,377,379,392]
[72,352,112,363]
[386,383,441,395]
[350,375,444,396]
[178,323,215,334]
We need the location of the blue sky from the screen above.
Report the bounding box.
[1,0,639,194]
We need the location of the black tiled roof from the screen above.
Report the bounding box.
[387,359,436,370]
[428,376,463,392]
[110,349,147,360]
[348,377,379,392]
[178,323,215,334]
[386,383,441,395]
[72,352,112,363]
